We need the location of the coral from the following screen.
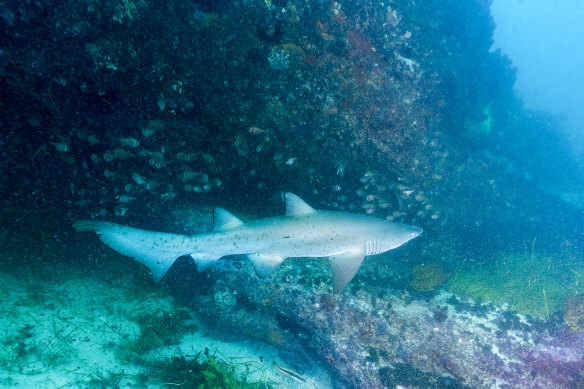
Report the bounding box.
[267,47,291,70]
[409,261,451,291]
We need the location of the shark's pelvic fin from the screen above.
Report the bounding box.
[328,251,366,293]
[285,192,316,216]
[247,253,285,278]
[191,252,223,273]
[72,220,185,282]
[213,208,244,231]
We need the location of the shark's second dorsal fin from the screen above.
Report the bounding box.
[285,192,316,216]
[214,208,244,231]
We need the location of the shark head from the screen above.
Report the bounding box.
[364,220,422,256]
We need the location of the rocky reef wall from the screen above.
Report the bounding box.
[3,0,577,251]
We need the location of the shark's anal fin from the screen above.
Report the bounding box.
[285,193,316,216]
[247,253,285,278]
[214,208,244,231]
[328,251,365,293]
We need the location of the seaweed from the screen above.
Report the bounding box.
[447,247,584,319]
[146,349,272,389]
[115,306,190,364]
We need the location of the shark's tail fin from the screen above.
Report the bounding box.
[73,220,189,282]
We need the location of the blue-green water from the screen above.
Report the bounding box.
[1,1,583,388]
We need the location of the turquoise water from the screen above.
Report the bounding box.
[1,1,583,388]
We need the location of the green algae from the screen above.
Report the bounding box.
[152,351,269,389]
[447,247,584,319]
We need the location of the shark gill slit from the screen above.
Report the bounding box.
[366,240,377,256]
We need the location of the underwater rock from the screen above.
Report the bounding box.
[563,294,584,332]
[226,268,584,389]
[213,284,237,311]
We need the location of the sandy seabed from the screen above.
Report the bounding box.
[0,257,332,388]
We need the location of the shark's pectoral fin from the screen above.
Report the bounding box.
[247,253,285,278]
[329,251,365,293]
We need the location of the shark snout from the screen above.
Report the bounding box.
[411,226,423,237]
[398,225,422,243]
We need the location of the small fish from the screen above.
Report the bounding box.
[273,362,307,383]
[248,126,267,135]
[51,142,69,152]
[144,181,159,190]
[202,153,214,164]
[147,151,164,164]
[132,172,147,185]
[112,148,134,159]
[161,192,176,201]
[118,137,140,148]
[117,194,136,203]
[88,134,100,145]
[180,171,200,183]
[116,207,129,216]
[104,169,116,179]
[141,128,157,138]
[104,148,134,162]
[90,154,101,164]
[176,152,198,162]
[286,157,297,165]
[149,159,164,169]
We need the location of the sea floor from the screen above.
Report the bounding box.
[0,250,332,388]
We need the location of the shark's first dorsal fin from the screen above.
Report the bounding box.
[213,208,244,231]
[285,193,316,216]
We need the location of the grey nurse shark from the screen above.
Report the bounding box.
[73,193,422,292]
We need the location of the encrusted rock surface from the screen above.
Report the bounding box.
[183,262,584,388]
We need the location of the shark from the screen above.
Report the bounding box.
[73,192,422,292]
